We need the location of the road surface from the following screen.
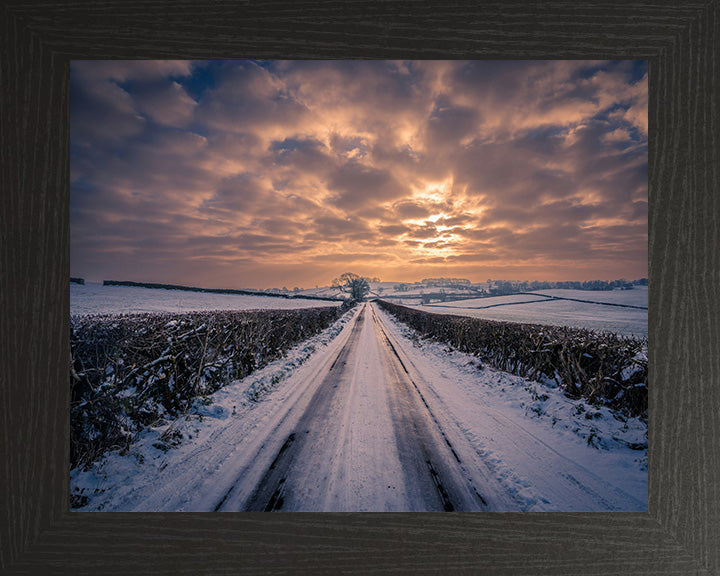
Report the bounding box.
[232,303,496,512]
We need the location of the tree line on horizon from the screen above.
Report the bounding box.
[487,278,648,296]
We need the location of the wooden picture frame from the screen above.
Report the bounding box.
[1,1,717,574]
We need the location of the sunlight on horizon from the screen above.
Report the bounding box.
[71,60,647,289]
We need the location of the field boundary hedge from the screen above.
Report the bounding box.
[102,280,343,302]
[377,300,647,419]
[70,302,354,468]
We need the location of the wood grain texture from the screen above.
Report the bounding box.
[1,1,718,574]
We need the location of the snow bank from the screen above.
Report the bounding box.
[375,305,647,511]
[378,300,648,418]
[71,304,362,511]
[70,303,354,470]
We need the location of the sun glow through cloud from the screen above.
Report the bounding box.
[71,60,647,288]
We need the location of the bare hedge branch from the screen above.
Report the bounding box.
[377,300,647,419]
[70,303,354,469]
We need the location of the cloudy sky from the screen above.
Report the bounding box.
[71,60,647,289]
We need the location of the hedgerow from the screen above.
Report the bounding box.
[377,300,647,419]
[70,303,353,469]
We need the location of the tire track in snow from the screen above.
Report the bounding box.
[369,303,489,511]
[374,303,646,511]
[240,303,488,511]
[217,307,368,511]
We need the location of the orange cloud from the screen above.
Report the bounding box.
[71,60,647,288]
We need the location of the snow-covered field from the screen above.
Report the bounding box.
[426,293,548,308]
[72,302,647,512]
[367,281,485,299]
[71,282,343,316]
[415,287,648,338]
[533,286,648,307]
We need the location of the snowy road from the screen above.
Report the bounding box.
[73,302,647,512]
[237,304,490,512]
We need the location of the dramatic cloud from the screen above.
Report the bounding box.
[71,60,648,288]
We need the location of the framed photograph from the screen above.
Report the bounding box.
[68,58,649,516]
[2,1,718,574]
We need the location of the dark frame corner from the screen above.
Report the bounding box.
[1,1,718,574]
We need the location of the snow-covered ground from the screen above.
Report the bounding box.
[366,281,486,299]
[413,287,648,338]
[533,286,648,307]
[376,305,647,511]
[71,282,343,316]
[72,302,647,512]
[71,305,363,512]
[425,293,548,308]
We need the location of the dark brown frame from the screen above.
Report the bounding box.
[1,1,718,574]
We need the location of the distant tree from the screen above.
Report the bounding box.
[332,272,371,301]
[495,280,515,295]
